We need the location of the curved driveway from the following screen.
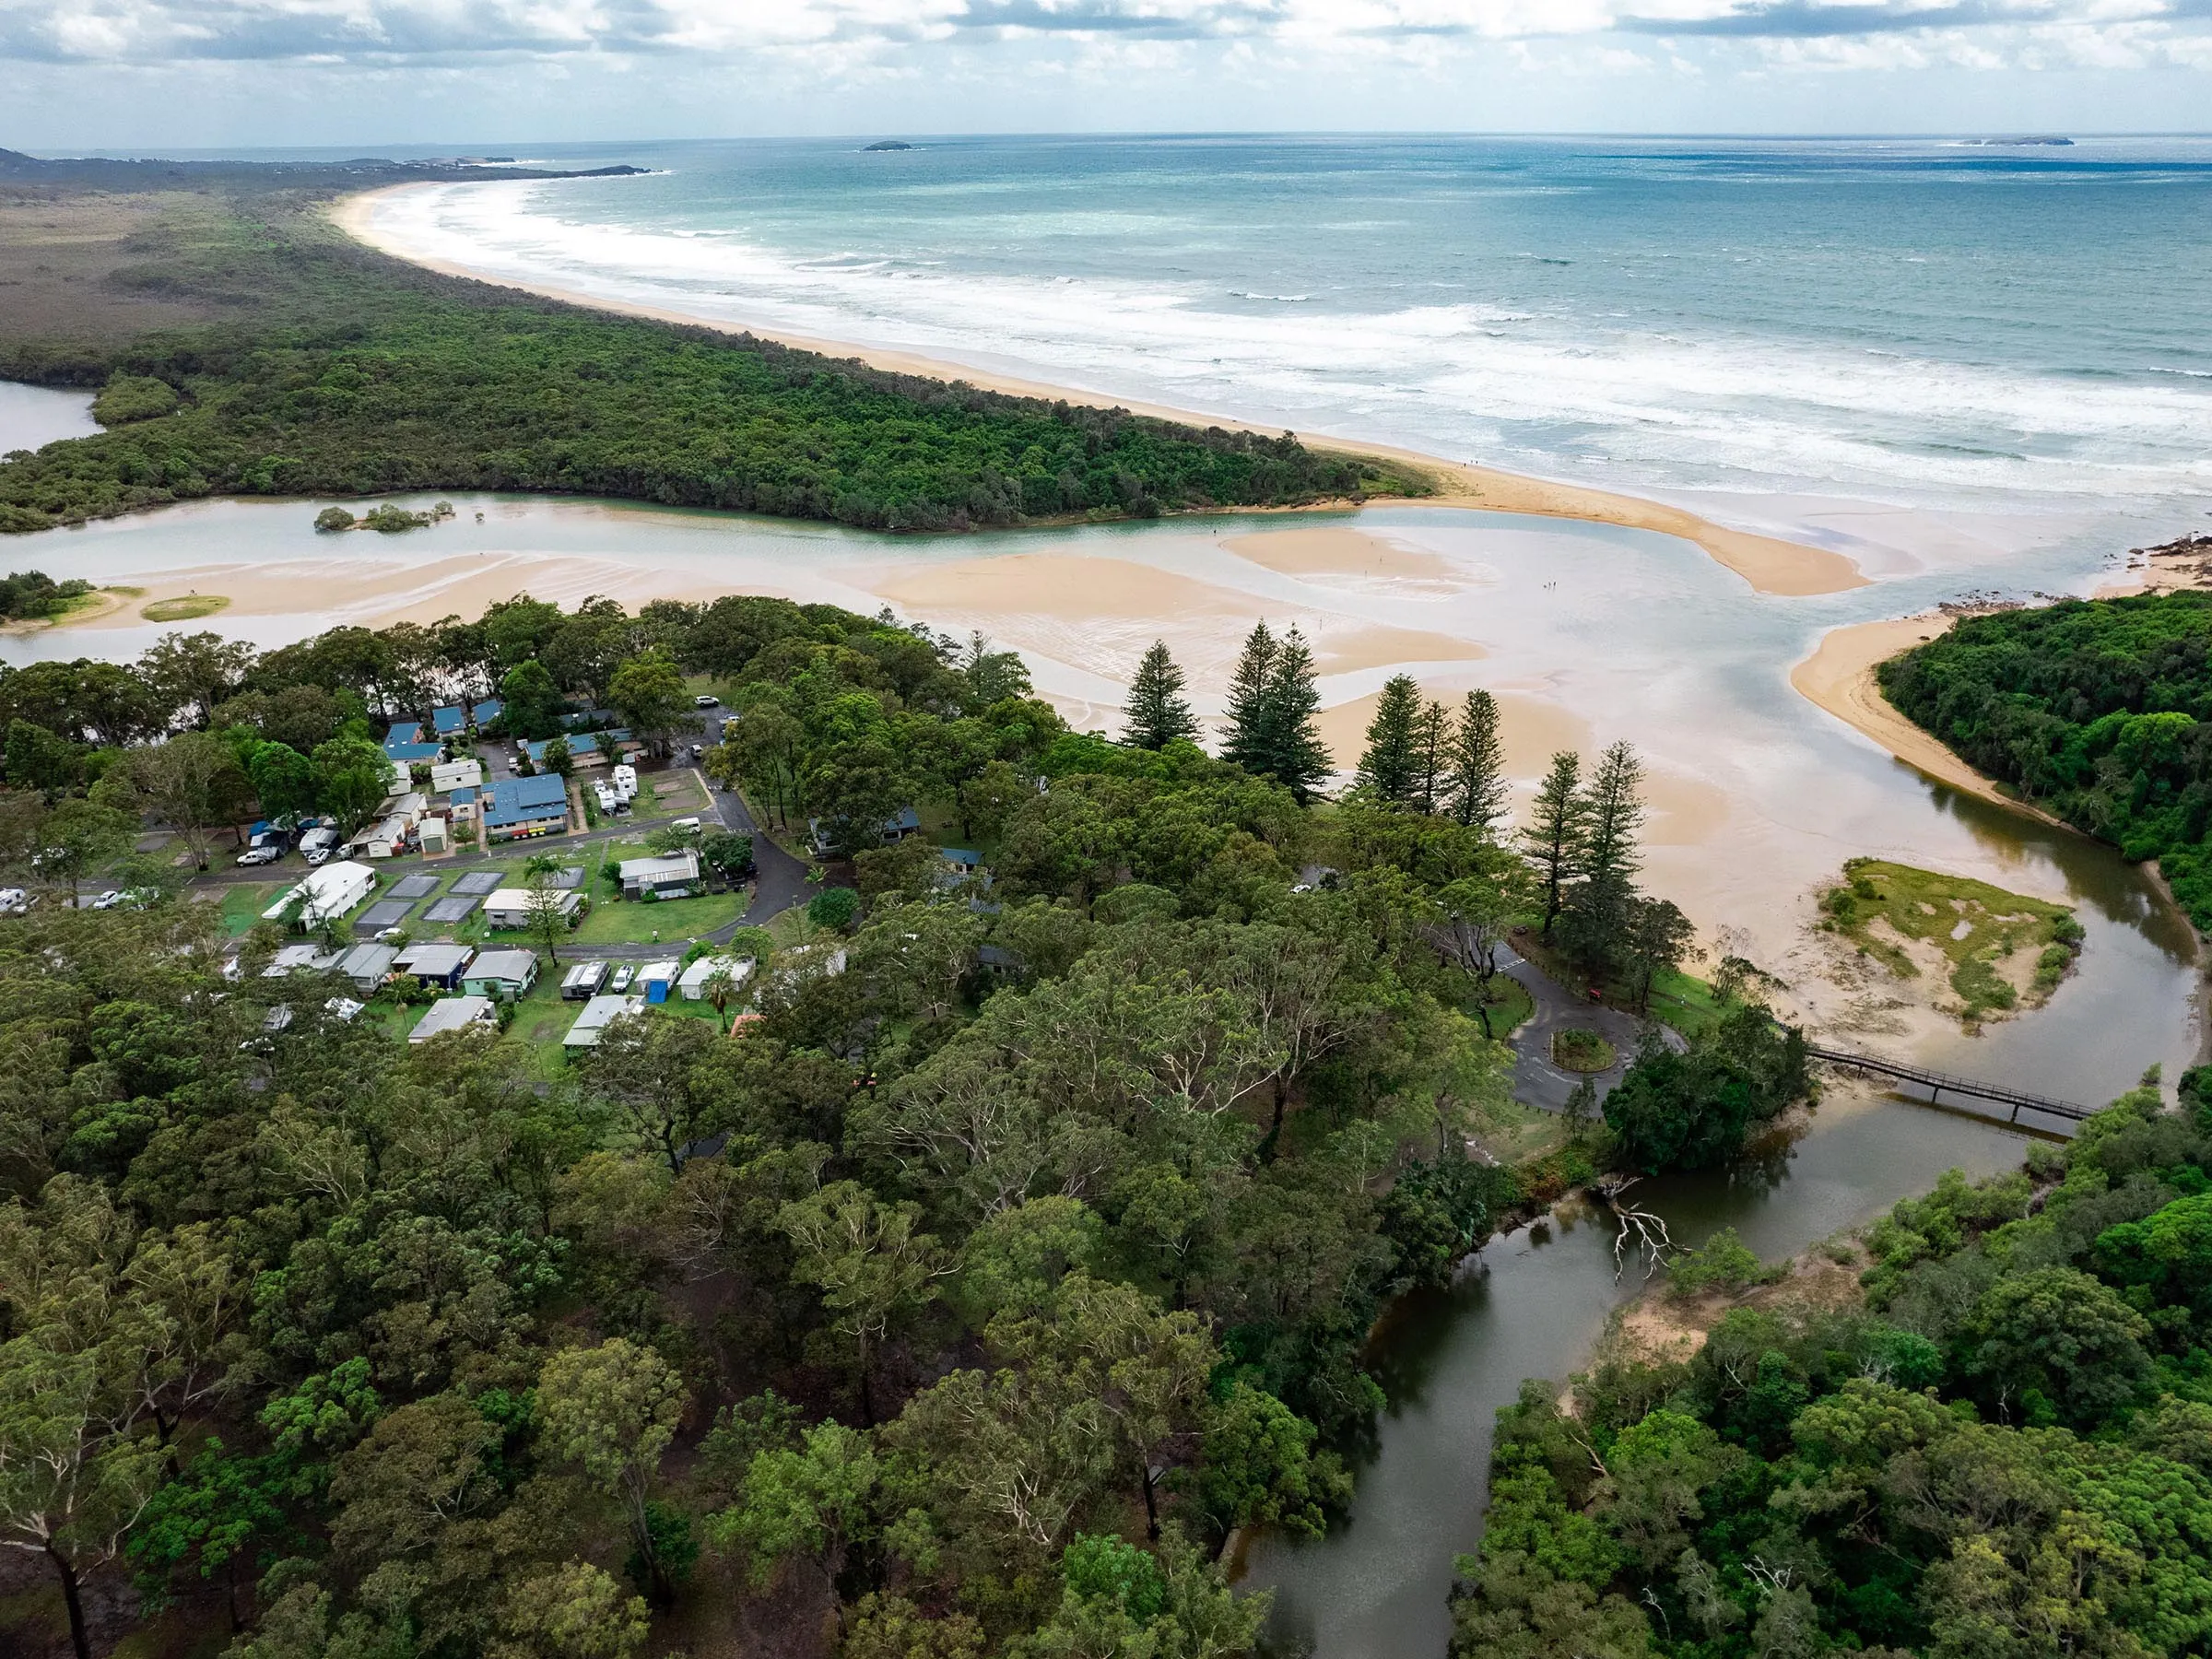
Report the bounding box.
[1500,945,1655,1112]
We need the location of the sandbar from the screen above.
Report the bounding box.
[1222,527,1458,585]
[328,185,1868,600]
[1791,615,2059,826]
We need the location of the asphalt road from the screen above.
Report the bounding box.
[1500,945,1652,1112]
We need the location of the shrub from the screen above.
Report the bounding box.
[91,374,180,426]
[1666,1227,1770,1298]
[807,886,860,931]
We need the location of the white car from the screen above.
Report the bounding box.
[0,888,28,915]
[608,964,635,993]
[237,845,283,866]
[90,890,124,910]
[694,694,718,709]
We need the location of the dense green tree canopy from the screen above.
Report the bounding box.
[0,203,1425,538]
[1881,594,2212,927]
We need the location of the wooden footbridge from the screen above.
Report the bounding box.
[1805,1044,2091,1129]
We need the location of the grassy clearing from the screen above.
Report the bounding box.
[1646,968,1725,1041]
[1818,857,2083,1026]
[1470,973,1535,1041]
[635,773,706,817]
[1466,1093,1584,1166]
[567,891,744,947]
[218,882,277,935]
[142,594,229,621]
[1551,1029,1617,1073]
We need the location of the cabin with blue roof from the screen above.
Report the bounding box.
[430,704,466,736]
[472,698,503,726]
[482,774,571,843]
[382,722,442,763]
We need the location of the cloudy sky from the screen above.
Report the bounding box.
[3,0,2210,148]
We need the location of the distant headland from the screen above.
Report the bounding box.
[0,146,647,189]
[1956,135,2074,147]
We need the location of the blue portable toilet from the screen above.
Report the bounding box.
[641,960,680,1005]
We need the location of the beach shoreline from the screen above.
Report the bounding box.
[326,184,1868,600]
[1790,614,2064,827]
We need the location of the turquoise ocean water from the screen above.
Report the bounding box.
[370,133,2212,571]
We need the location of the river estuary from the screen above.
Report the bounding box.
[2,485,2202,1658]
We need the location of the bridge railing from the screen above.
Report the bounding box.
[1804,1043,2090,1124]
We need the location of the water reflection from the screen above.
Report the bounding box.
[0,382,96,453]
[1243,1097,2040,1659]
[1924,776,2197,961]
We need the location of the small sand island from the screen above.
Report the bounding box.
[140,594,230,622]
[1811,857,2082,1034]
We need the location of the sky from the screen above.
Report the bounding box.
[3,0,2211,148]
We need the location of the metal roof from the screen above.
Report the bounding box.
[482,774,570,828]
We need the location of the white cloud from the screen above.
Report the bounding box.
[2,0,2207,63]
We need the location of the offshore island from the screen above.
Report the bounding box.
[0,142,2207,1659]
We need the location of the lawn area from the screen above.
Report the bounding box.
[566,891,746,947]
[1818,856,2082,1025]
[505,972,579,1078]
[218,881,278,935]
[1647,968,1724,1041]
[635,772,706,817]
[1473,972,1535,1041]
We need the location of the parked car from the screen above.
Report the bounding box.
[694,693,718,709]
[237,845,283,866]
[90,890,124,910]
[0,888,29,915]
[608,964,635,993]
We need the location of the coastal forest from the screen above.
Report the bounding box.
[1879,593,2212,929]
[0,586,1788,1659]
[0,171,1423,537]
[1450,1074,2212,1659]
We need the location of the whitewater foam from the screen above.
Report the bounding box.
[363,137,2212,573]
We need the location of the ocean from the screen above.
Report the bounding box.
[369,133,2212,577]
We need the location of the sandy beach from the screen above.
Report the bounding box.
[327,185,1868,601]
[1791,614,2062,827]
